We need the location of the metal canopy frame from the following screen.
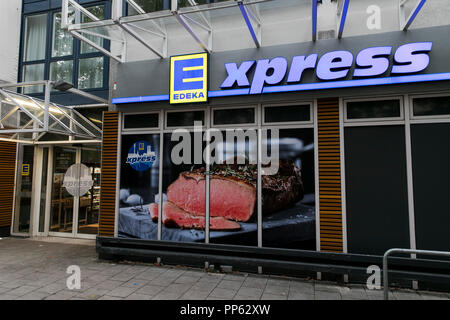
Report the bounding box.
[0,81,104,144]
[400,0,427,31]
[62,0,271,61]
[62,0,430,62]
[312,0,318,41]
[337,0,350,39]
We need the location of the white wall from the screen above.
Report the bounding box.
[0,0,22,83]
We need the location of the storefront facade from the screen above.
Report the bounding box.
[98,23,450,263]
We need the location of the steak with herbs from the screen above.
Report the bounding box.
[165,160,303,222]
[148,201,241,230]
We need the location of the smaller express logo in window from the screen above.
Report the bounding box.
[126,141,156,171]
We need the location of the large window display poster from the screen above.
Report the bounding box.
[208,129,258,246]
[208,128,315,249]
[262,128,315,250]
[119,134,160,239]
[118,128,315,250]
[158,132,207,241]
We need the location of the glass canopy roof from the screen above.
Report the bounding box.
[0,81,103,144]
[61,0,430,63]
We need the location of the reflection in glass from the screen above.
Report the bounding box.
[52,12,73,57]
[413,96,450,117]
[347,100,401,119]
[78,57,104,89]
[213,108,255,125]
[81,6,105,54]
[50,60,74,84]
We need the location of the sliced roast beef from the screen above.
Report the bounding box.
[167,172,256,222]
[148,201,241,231]
[165,160,304,221]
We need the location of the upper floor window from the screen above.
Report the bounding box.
[21,2,109,95]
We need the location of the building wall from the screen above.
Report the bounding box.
[0,0,22,83]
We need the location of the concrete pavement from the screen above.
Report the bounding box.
[0,237,448,300]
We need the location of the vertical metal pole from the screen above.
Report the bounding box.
[44,81,50,132]
[157,115,164,242]
[44,146,54,236]
[383,251,390,300]
[257,129,262,248]
[205,129,210,244]
[61,0,68,29]
[257,128,262,274]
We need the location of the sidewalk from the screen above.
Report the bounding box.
[0,237,448,300]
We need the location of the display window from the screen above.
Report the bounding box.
[117,103,317,251]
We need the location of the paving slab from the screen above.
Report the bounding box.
[0,237,448,301]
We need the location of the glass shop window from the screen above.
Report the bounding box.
[124,113,160,129]
[413,96,450,117]
[264,104,311,124]
[166,110,205,128]
[346,99,402,121]
[213,107,255,126]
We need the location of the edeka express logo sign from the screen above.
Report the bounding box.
[170,53,208,104]
[126,141,157,171]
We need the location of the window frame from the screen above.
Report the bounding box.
[409,92,450,121]
[165,107,207,130]
[19,1,110,95]
[122,111,162,132]
[343,96,404,123]
[262,101,314,126]
[210,105,258,128]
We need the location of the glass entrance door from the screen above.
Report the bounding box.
[49,146,77,234]
[45,145,101,238]
[77,146,101,235]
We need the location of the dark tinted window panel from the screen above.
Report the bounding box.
[347,100,401,119]
[166,110,205,127]
[213,108,255,125]
[264,105,310,123]
[411,123,450,254]
[413,96,450,116]
[344,125,410,255]
[124,113,159,129]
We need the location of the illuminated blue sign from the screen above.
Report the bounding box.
[112,42,439,105]
[220,42,433,93]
